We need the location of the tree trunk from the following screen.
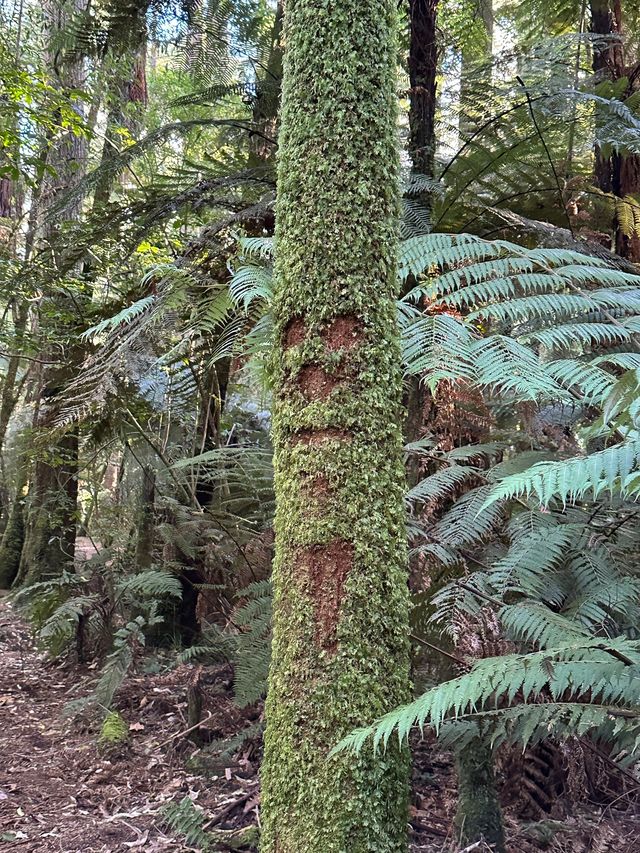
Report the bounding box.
[92,0,150,210]
[405,0,440,488]
[247,0,283,170]
[455,734,506,852]
[17,0,88,586]
[18,429,79,586]
[591,0,640,260]
[134,467,155,570]
[259,1,411,850]
[0,475,26,589]
[407,0,439,208]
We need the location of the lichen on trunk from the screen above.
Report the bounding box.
[259,1,412,851]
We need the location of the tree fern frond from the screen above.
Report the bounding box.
[81,296,156,341]
[429,485,505,548]
[498,601,589,647]
[333,638,640,756]
[406,465,482,508]
[116,570,182,602]
[485,439,640,507]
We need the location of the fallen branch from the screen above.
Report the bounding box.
[155,710,214,748]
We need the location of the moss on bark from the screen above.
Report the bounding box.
[259,1,411,851]
[454,735,506,852]
[17,430,79,587]
[0,490,25,589]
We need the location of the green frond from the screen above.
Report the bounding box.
[498,602,589,647]
[232,581,272,707]
[80,296,156,341]
[406,465,482,507]
[238,236,274,259]
[116,570,183,602]
[545,358,615,403]
[228,261,274,310]
[162,797,212,851]
[522,321,635,351]
[489,525,576,598]
[402,313,475,385]
[429,485,505,548]
[38,595,99,655]
[177,624,234,664]
[485,439,640,507]
[333,637,640,757]
[472,335,565,400]
[398,233,499,282]
[94,622,139,710]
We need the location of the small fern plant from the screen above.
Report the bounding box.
[15,554,182,711]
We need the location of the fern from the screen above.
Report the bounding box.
[334,637,640,757]
[38,595,99,655]
[94,617,147,710]
[116,570,182,603]
[163,797,212,851]
[232,581,272,707]
[484,439,640,507]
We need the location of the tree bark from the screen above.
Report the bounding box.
[247,0,283,170]
[591,0,640,260]
[17,0,89,585]
[408,0,439,193]
[259,1,411,850]
[134,467,155,570]
[454,734,506,852]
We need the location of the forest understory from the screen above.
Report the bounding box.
[0,560,638,853]
[3,0,640,848]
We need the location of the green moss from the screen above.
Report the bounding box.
[98,711,129,747]
[259,1,411,850]
[0,492,24,589]
[454,736,506,852]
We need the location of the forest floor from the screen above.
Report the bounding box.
[1,554,640,852]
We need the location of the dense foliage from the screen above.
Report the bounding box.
[1,0,639,849]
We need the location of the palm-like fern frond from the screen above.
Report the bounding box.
[334,637,640,757]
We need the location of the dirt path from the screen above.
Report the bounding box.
[0,593,258,852]
[1,585,639,853]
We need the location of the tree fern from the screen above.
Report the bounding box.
[484,439,640,507]
[334,637,640,758]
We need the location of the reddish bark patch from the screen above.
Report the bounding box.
[299,541,354,652]
[291,428,352,447]
[297,365,340,401]
[321,314,364,352]
[301,473,331,510]
[283,317,307,349]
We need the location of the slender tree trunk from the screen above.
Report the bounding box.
[591,0,640,260]
[408,0,439,207]
[0,465,26,588]
[259,1,411,850]
[134,467,155,570]
[459,0,493,141]
[455,734,506,852]
[92,0,150,209]
[247,0,283,170]
[405,0,440,489]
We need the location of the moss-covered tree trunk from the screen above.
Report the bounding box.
[454,734,506,852]
[0,479,25,589]
[18,429,79,586]
[259,1,411,850]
